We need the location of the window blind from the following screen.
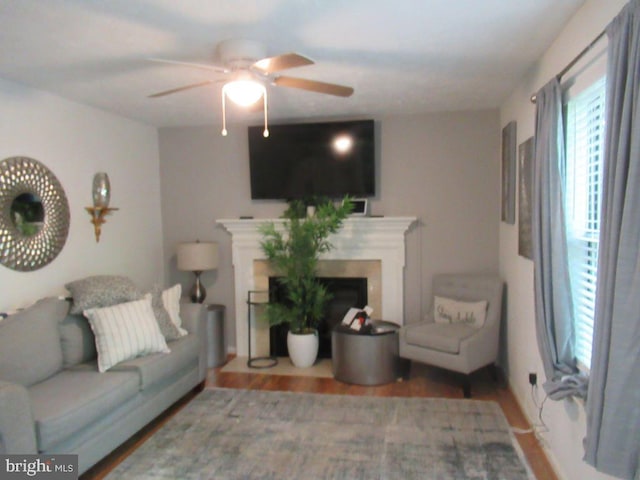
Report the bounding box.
[565,76,606,369]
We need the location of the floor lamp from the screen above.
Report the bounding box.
[177,241,219,303]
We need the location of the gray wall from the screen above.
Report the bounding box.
[159,110,500,351]
[0,78,164,312]
[498,1,627,478]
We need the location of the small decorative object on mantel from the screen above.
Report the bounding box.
[86,172,118,242]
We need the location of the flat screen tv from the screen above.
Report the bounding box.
[248,119,375,200]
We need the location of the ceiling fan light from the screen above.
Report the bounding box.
[220,81,269,138]
[223,80,265,106]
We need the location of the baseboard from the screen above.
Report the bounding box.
[506,375,566,480]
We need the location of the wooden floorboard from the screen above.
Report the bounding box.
[82,357,558,480]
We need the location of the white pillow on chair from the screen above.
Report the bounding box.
[433,296,488,328]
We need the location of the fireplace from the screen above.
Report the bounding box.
[218,216,415,357]
[268,276,368,358]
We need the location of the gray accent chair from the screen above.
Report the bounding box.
[399,273,504,397]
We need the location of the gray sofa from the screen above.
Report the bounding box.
[0,296,207,475]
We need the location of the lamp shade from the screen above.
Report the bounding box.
[177,241,219,272]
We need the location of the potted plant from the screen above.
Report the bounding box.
[259,197,353,367]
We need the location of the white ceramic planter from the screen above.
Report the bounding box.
[287,330,319,368]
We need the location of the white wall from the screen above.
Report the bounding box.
[0,78,164,311]
[499,1,627,479]
[159,110,500,351]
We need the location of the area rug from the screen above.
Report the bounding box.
[106,388,533,480]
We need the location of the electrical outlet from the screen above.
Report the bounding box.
[529,372,537,386]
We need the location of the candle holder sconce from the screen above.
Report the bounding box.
[86,172,118,242]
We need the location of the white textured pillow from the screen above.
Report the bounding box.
[433,296,488,328]
[162,284,188,336]
[84,294,170,372]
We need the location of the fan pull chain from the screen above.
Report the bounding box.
[221,83,268,137]
[263,90,269,138]
[221,89,228,136]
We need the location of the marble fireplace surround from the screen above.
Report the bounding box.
[218,217,416,357]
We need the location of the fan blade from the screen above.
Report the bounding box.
[253,53,314,73]
[274,76,354,97]
[148,81,215,98]
[147,58,228,73]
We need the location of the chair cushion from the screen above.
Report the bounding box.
[0,298,68,386]
[29,368,139,451]
[403,322,478,354]
[110,333,199,390]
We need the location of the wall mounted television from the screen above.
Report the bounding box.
[248,119,375,200]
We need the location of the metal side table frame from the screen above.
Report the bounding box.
[246,290,278,368]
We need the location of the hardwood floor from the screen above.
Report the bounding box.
[82,358,558,480]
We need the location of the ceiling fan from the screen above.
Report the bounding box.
[148,39,354,136]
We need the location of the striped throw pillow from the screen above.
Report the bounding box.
[84,294,170,372]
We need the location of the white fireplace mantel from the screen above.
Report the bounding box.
[218,216,416,356]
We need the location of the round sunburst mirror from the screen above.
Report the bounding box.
[0,156,70,271]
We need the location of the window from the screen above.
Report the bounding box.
[564,76,606,370]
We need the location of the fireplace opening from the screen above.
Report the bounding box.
[268,277,368,358]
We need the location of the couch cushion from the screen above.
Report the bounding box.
[65,275,143,315]
[111,333,199,390]
[0,298,68,386]
[403,322,478,354]
[84,295,170,372]
[58,313,97,367]
[29,368,139,451]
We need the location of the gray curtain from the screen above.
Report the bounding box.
[532,79,588,400]
[584,1,640,478]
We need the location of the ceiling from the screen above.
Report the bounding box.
[0,0,584,128]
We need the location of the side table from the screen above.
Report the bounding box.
[246,290,278,368]
[205,304,226,367]
[332,320,405,385]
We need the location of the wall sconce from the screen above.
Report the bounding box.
[177,240,219,303]
[86,172,118,242]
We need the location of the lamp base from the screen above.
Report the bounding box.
[190,271,207,303]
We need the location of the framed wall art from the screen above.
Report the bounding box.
[501,121,517,224]
[518,137,534,259]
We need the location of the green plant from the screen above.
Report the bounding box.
[259,197,353,334]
